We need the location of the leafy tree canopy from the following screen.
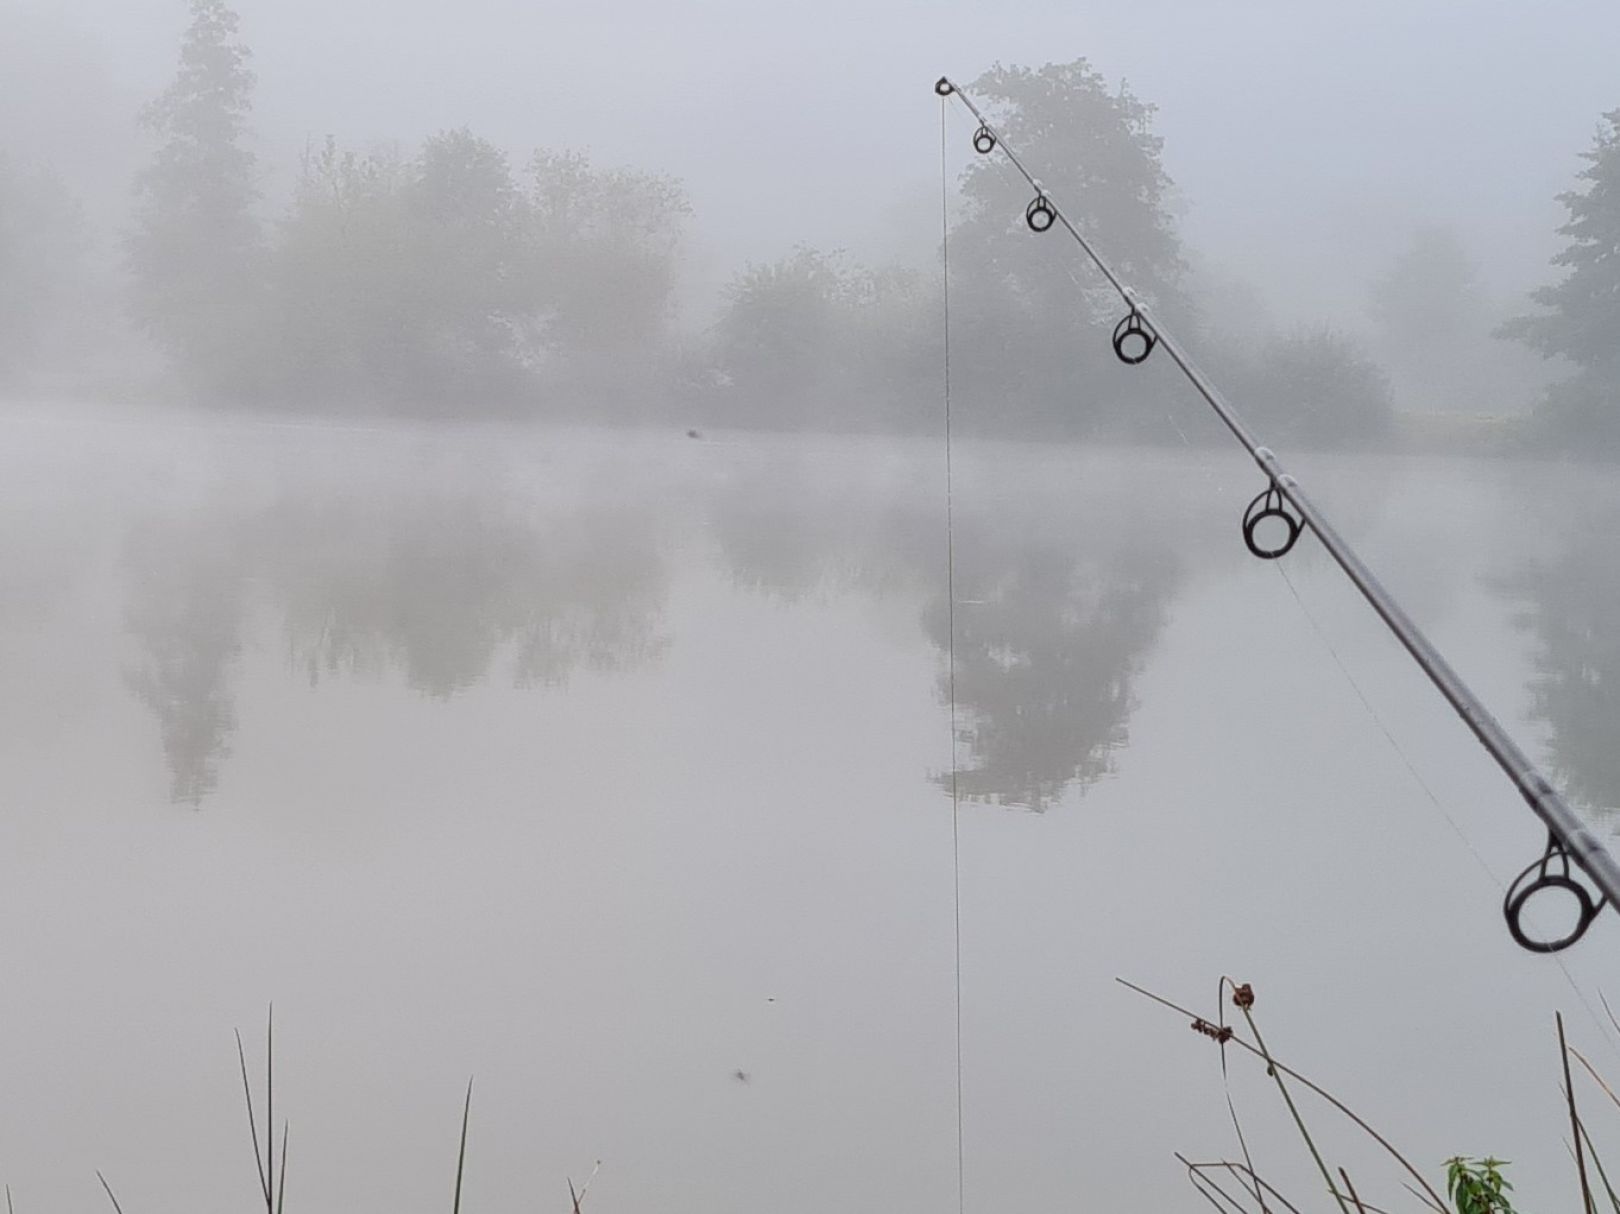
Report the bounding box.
[127,0,263,397]
[1502,108,1620,446]
[954,60,1186,317]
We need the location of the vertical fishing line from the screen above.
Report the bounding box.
[940,96,967,1214]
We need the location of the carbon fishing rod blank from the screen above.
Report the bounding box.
[1504,832,1609,953]
[1112,309,1157,365]
[1025,192,1056,233]
[1242,484,1303,560]
[936,72,1620,952]
[973,125,997,155]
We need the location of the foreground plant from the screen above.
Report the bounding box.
[1124,977,1610,1214]
[1445,1157,1516,1214]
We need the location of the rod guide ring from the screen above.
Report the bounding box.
[1242,484,1303,560]
[1504,835,1608,952]
[1025,194,1056,233]
[1112,309,1157,365]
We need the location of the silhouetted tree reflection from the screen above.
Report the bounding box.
[712,464,936,603]
[261,496,670,698]
[266,499,529,696]
[123,519,248,805]
[119,439,1188,809]
[509,518,670,687]
[930,528,1180,810]
[122,487,669,801]
[502,507,672,689]
[1509,498,1620,816]
[710,456,1183,811]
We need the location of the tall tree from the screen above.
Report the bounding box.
[397,129,530,403]
[269,130,531,409]
[267,137,691,412]
[1370,225,1485,357]
[270,138,411,405]
[1368,224,1552,416]
[956,62,1184,310]
[1501,109,1620,446]
[711,247,851,424]
[1241,328,1394,448]
[949,61,1188,436]
[128,0,262,399]
[524,150,690,397]
[707,248,938,431]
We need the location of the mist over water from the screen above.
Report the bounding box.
[3,410,1620,1213]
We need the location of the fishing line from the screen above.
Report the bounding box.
[1274,561,1497,882]
[1273,559,1620,1055]
[933,74,1619,953]
[940,95,967,1214]
[941,75,1611,1016]
[949,77,1457,824]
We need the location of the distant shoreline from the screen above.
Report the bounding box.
[0,395,1585,462]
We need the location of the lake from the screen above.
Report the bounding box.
[1,407,1616,1214]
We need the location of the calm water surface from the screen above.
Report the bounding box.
[1,409,1617,1214]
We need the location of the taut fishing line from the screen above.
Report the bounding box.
[933,74,1619,954]
[1271,560,1619,1048]
[940,95,967,1214]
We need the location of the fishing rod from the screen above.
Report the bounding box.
[934,75,1619,954]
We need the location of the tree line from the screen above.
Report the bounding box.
[119,0,689,416]
[1,0,1616,450]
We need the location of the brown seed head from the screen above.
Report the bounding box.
[1190,1018,1234,1044]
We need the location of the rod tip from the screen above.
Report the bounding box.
[934,77,954,96]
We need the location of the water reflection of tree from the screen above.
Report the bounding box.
[930,531,1179,810]
[259,497,668,699]
[123,490,669,802]
[508,514,669,688]
[710,460,936,603]
[123,520,247,805]
[712,459,1182,811]
[1509,500,1620,816]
